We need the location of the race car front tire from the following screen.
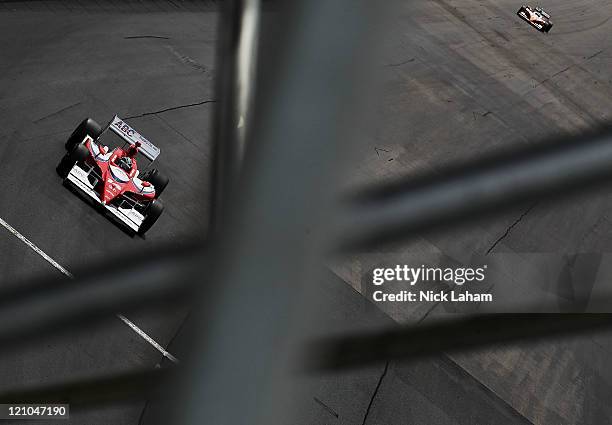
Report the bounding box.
[138,199,164,235]
[57,144,89,178]
[65,118,102,151]
[141,169,169,198]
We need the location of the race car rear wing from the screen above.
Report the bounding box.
[534,6,551,19]
[108,115,161,161]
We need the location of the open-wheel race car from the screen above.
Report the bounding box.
[517,5,553,32]
[57,116,169,235]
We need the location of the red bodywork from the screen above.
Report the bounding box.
[83,138,155,205]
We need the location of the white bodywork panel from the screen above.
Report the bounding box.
[65,164,145,232]
[132,175,156,195]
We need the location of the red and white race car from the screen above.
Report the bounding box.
[57,116,169,235]
[517,5,553,32]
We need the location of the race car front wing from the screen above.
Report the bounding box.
[64,164,145,232]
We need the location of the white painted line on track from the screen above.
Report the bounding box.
[0,216,179,363]
[0,217,74,278]
[117,314,179,363]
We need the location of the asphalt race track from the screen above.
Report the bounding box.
[0,2,216,424]
[332,1,612,424]
[2,0,612,424]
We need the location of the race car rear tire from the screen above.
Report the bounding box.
[57,144,89,178]
[141,169,169,198]
[138,199,164,235]
[65,118,102,151]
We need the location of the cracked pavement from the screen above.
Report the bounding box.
[360,362,389,425]
[486,203,538,255]
[123,99,217,120]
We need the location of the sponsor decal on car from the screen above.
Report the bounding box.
[110,116,161,161]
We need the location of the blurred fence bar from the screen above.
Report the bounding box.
[306,313,612,371]
[0,251,197,345]
[339,128,612,250]
[0,368,169,405]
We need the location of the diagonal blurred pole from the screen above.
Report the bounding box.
[209,0,260,231]
[337,127,612,250]
[138,1,262,420]
[306,314,612,372]
[176,1,385,424]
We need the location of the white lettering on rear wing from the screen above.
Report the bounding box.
[109,115,160,161]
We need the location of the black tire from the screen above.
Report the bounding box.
[141,169,169,198]
[138,199,164,235]
[65,118,102,151]
[57,144,89,178]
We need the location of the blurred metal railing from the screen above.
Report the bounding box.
[2,1,612,424]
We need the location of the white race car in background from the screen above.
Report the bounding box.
[517,5,553,33]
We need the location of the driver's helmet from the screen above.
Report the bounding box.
[126,141,141,158]
[118,156,132,172]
